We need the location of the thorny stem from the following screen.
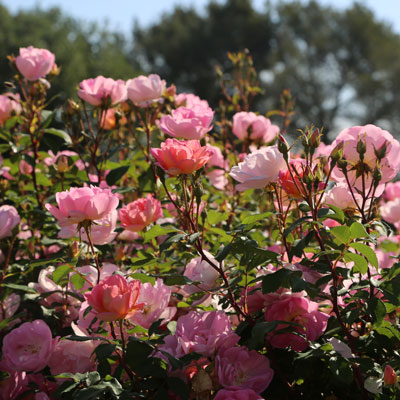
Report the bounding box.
[83,225,101,284]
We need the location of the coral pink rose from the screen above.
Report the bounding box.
[0,205,20,239]
[85,274,143,321]
[45,186,119,227]
[229,145,286,191]
[151,139,214,176]
[78,76,127,106]
[1,320,57,372]
[233,111,279,142]
[0,93,21,126]
[126,74,166,106]
[214,388,263,400]
[119,194,163,232]
[216,346,274,393]
[15,46,55,81]
[278,160,307,198]
[159,105,214,140]
[384,365,397,385]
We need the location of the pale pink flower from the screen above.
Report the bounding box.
[264,294,328,351]
[229,145,286,191]
[315,142,333,158]
[126,74,166,106]
[0,93,21,126]
[119,194,163,232]
[383,181,400,201]
[44,150,80,168]
[216,346,274,393]
[331,125,400,194]
[78,76,127,106]
[324,183,367,211]
[151,139,214,176]
[45,186,119,227]
[19,159,33,175]
[0,154,13,180]
[175,93,210,109]
[1,320,57,372]
[15,46,55,81]
[380,198,400,228]
[85,274,143,322]
[159,106,214,140]
[48,339,96,376]
[129,279,176,329]
[74,263,119,292]
[233,112,278,142]
[0,205,20,239]
[214,388,263,400]
[0,293,20,325]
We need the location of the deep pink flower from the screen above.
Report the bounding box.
[230,146,286,191]
[78,76,127,106]
[151,139,214,176]
[216,346,274,393]
[233,111,279,142]
[15,46,55,81]
[85,274,143,322]
[119,194,163,232]
[0,371,27,400]
[126,74,166,106]
[1,320,57,372]
[214,388,263,400]
[159,106,214,140]
[0,93,21,126]
[45,186,119,227]
[0,205,20,239]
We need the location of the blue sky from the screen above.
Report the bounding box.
[2,0,400,35]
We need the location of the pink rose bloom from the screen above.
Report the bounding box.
[159,310,238,358]
[151,139,214,176]
[214,388,263,400]
[119,194,163,232]
[1,320,57,372]
[0,205,20,239]
[130,279,176,329]
[229,145,286,191]
[183,251,219,295]
[383,181,400,201]
[0,293,20,325]
[324,183,366,210]
[264,294,328,351]
[380,198,400,228]
[44,150,80,168]
[19,159,33,175]
[331,125,400,194]
[78,76,127,106]
[384,365,398,385]
[175,93,210,109]
[159,105,214,140]
[315,142,333,158]
[278,159,308,198]
[15,46,55,81]
[48,339,96,376]
[75,263,119,292]
[207,145,225,169]
[0,93,21,126]
[45,186,119,227]
[126,74,166,106]
[0,154,13,180]
[233,111,278,142]
[85,274,143,322]
[58,209,118,245]
[216,346,274,393]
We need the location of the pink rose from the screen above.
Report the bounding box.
[126,74,166,106]
[380,198,400,228]
[78,76,127,106]
[233,111,278,142]
[229,145,286,191]
[264,294,328,351]
[324,183,367,211]
[0,93,21,126]
[214,388,263,400]
[15,46,55,81]
[383,181,400,201]
[331,125,400,194]
[384,365,397,385]
[0,205,20,239]
[84,274,143,322]
[216,346,274,393]
[175,93,210,109]
[159,105,214,140]
[1,320,57,372]
[48,339,96,376]
[151,139,214,176]
[45,186,119,227]
[129,279,176,329]
[0,294,20,325]
[119,194,163,232]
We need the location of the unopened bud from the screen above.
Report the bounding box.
[337,159,348,171]
[278,135,289,160]
[165,84,176,98]
[310,128,321,148]
[373,166,382,187]
[356,138,367,160]
[374,141,388,161]
[57,155,69,173]
[330,141,344,162]
[71,241,80,257]
[384,365,397,385]
[67,99,81,114]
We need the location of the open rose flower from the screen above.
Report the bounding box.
[0,205,20,239]
[78,76,127,106]
[151,139,214,176]
[119,194,163,232]
[45,186,119,227]
[126,74,166,106]
[159,105,214,140]
[0,93,21,127]
[214,388,263,400]
[233,111,279,142]
[175,93,210,109]
[85,274,143,322]
[0,320,57,372]
[15,46,55,81]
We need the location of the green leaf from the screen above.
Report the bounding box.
[44,128,72,145]
[241,212,272,225]
[163,275,192,286]
[349,243,378,268]
[52,264,71,285]
[159,233,186,251]
[324,204,345,223]
[344,252,368,274]
[249,321,278,349]
[105,165,129,185]
[130,273,156,285]
[126,340,153,370]
[262,269,291,293]
[283,216,312,237]
[1,283,37,293]
[70,273,86,290]
[330,225,351,244]
[167,377,190,399]
[350,222,368,239]
[207,210,229,225]
[366,297,386,326]
[143,225,177,242]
